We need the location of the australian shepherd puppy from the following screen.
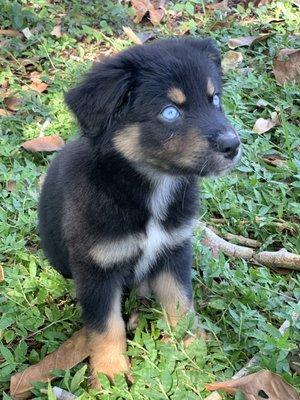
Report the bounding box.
[38,37,241,386]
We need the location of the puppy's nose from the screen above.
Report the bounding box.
[216,131,240,159]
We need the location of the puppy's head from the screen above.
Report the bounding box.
[66,38,241,177]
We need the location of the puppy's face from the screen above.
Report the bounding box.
[66,38,241,177]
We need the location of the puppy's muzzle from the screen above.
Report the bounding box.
[215,130,241,159]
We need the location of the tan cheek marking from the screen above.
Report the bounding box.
[167,87,186,105]
[89,292,129,387]
[207,77,215,97]
[113,124,142,162]
[151,271,192,328]
[164,131,208,168]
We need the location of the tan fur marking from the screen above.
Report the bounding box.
[167,87,186,105]
[89,292,129,387]
[207,77,215,96]
[113,124,142,162]
[163,130,208,168]
[151,271,192,327]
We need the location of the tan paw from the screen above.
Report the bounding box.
[90,354,130,388]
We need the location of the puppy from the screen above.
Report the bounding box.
[38,38,241,385]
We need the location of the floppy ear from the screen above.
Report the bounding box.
[65,56,133,137]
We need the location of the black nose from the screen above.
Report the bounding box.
[216,131,240,158]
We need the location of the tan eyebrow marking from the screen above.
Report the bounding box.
[207,77,215,96]
[167,87,186,105]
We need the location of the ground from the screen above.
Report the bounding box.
[0,1,299,399]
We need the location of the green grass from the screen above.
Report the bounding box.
[0,1,299,399]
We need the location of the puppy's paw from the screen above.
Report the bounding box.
[126,310,140,332]
[90,354,131,389]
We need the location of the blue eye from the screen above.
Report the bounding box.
[160,106,180,121]
[213,94,220,108]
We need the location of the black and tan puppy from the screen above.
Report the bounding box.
[38,38,241,385]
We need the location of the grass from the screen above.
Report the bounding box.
[0,0,299,399]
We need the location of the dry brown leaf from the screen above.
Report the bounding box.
[131,0,165,25]
[28,81,48,93]
[262,154,287,168]
[253,112,280,134]
[0,265,4,283]
[10,328,88,400]
[0,29,22,38]
[228,33,272,49]
[4,96,22,112]
[21,135,65,152]
[273,48,300,85]
[206,0,229,11]
[123,26,143,44]
[205,369,300,400]
[6,180,16,192]
[222,51,243,71]
[0,108,10,116]
[51,24,62,38]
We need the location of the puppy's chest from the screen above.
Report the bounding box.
[134,178,195,279]
[90,177,196,278]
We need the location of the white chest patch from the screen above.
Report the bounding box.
[134,218,195,280]
[89,175,195,279]
[134,175,194,279]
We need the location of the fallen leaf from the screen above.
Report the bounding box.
[206,0,229,11]
[228,33,272,49]
[51,24,62,38]
[4,96,22,112]
[10,328,88,400]
[123,26,143,44]
[253,112,280,134]
[262,154,287,168]
[273,48,300,85]
[0,109,10,116]
[205,369,300,400]
[21,135,65,152]
[222,51,243,71]
[0,29,22,38]
[27,81,48,93]
[136,31,155,43]
[6,180,16,191]
[253,0,270,6]
[29,71,42,83]
[131,0,165,25]
[0,265,4,283]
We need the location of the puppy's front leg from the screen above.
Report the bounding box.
[150,241,194,328]
[73,263,129,387]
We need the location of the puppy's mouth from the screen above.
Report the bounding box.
[198,145,242,178]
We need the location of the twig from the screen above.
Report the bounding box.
[204,302,300,399]
[0,29,23,38]
[210,226,262,248]
[198,222,300,271]
[53,387,76,400]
